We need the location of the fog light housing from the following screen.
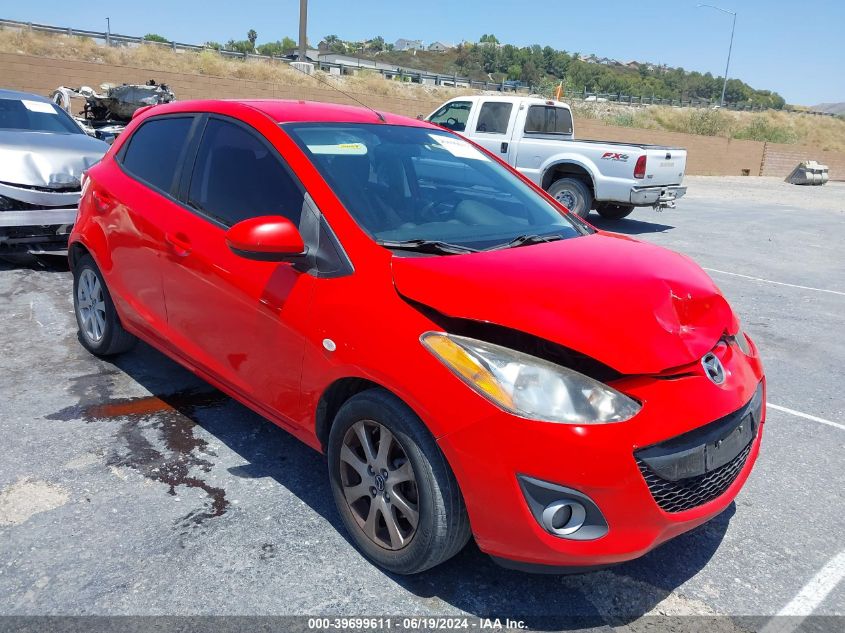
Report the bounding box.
[518,475,608,541]
[542,500,587,535]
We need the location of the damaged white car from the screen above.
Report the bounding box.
[0,89,108,254]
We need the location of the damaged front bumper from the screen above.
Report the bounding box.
[0,181,79,252]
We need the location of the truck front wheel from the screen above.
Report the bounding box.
[547,178,593,219]
[596,203,635,220]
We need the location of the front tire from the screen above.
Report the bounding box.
[547,178,593,219]
[73,254,137,356]
[328,389,471,574]
[596,203,635,220]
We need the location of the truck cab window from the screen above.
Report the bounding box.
[428,101,472,132]
[525,106,573,135]
[475,102,513,135]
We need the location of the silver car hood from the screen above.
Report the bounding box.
[0,130,108,189]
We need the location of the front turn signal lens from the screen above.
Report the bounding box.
[421,332,515,409]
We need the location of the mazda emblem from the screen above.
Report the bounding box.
[702,352,726,385]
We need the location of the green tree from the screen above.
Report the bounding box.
[143,33,168,43]
[257,40,290,56]
[247,29,258,48]
[225,39,254,54]
[204,41,223,50]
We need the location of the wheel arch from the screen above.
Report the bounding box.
[68,240,91,270]
[541,159,597,198]
[315,377,385,452]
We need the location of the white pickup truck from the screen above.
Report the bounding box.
[426,96,687,220]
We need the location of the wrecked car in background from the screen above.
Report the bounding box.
[0,89,108,254]
[52,80,176,144]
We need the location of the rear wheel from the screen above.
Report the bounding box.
[73,254,137,356]
[596,203,635,220]
[547,178,593,219]
[328,389,471,574]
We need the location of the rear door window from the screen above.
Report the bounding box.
[121,117,194,194]
[524,106,573,135]
[187,118,304,227]
[474,102,513,135]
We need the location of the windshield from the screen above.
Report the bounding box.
[284,123,587,251]
[0,97,83,134]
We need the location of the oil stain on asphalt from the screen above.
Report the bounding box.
[48,384,231,531]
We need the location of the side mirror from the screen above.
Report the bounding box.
[226,216,307,262]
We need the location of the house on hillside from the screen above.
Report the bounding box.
[625,60,641,70]
[578,54,598,64]
[395,39,424,52]
[428,41,453,52]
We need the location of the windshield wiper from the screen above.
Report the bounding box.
[376,239,479,255]
[487,234,565,251]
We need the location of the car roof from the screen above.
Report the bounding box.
[142,99,434,128]
[0,88,51,102]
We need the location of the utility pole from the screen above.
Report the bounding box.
[106,17,111,46]
[697,4,737,107]
[298,0,308,62]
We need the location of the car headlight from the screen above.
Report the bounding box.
[733,327,753,355]
[420,332,641,424]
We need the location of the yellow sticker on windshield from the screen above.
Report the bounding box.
[307,143,368,156]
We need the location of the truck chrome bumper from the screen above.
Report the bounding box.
[630,185,687,208]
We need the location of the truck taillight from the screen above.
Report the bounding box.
[634,155,647,179]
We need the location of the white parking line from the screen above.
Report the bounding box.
[703,268,845,297]
[760,550,845,633]
[767,403,845,432]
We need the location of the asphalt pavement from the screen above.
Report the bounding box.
[0,176,842,630]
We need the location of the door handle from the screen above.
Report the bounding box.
[500,142,509,153]
[164,232,192,257]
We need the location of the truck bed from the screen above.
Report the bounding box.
[566,138,685,151]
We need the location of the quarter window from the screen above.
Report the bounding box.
[524,106,573,135]
[121,117,194,193]
[188,118,304,227]
[474,102,512,135]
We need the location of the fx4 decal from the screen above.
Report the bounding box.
[601,152,630,161]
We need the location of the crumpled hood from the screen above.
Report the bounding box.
[391,233,737,375]
[0,130,108,189]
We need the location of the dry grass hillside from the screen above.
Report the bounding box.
[0,28,472,103]
[3,27,845,151]
[572,101,845,152]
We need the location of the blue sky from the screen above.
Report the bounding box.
[5,0,843,104]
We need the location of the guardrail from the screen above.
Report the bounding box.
[572,89,771,112]
[0,17,533,93]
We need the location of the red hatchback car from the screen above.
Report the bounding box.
[69,99,765,574]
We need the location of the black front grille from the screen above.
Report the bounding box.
[637,441,752,513]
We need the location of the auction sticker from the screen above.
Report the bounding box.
[429,134,489,161]
[22,99,57,114]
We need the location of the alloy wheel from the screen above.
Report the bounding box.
[77,268,106,343]
[339,420,420,550]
